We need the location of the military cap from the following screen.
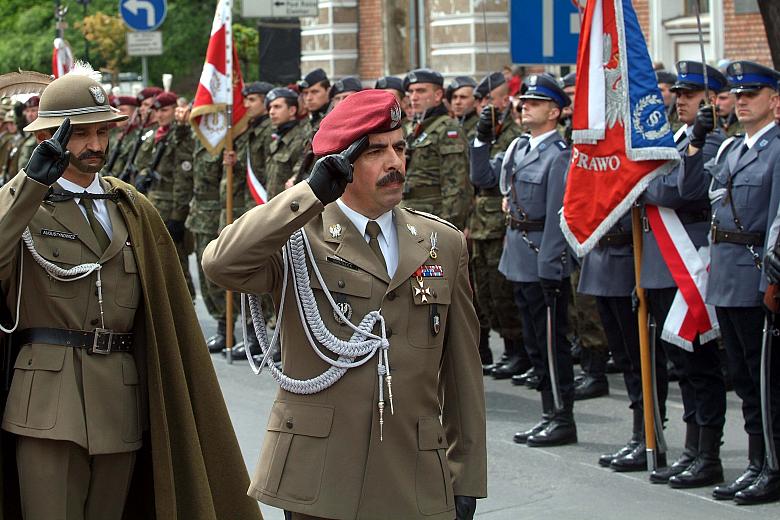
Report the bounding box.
[137,86,163,102]
[3,110,15,123]
[727,61,780,93]
[264,87,298,108]
[298,68,329,89]
[656,70,678,85]
[519,73,571,108]
[474,72,506,100]
[24,96,40,109]
[375,76,405,96]
[242,81,274,97]
[672,61,728,92]
[329,76,363,99]
[153,92,177,109]
[403,68,444,91]
[24,72,126,132]
[111,95,139,108]
[445,76,477,102]
[562,72,576,88]
[313,90,402,156]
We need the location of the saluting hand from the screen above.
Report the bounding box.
[476,105,496,143]
[689,104,716,149]
[307,154,353,205]
[25,117,72,186]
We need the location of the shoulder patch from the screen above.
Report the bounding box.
[555,140,568,150]
[402,207,459,231]
[141,129,155,142]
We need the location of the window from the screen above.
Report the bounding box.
[734,0,760,14]
[685,0,710,15]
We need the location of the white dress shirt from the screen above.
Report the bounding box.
[57,174,114,239]
[336,198,399,277]
[744,121,777,149]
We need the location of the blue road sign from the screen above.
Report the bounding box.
[119,0,167,32]
[510,0,582,65]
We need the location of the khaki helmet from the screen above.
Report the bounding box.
[24,72,126,132]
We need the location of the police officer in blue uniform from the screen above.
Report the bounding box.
[636,61,728,486]
[681,61,780,505]
[471,73,576,447]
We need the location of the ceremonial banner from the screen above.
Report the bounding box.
[51,38,73,79]
[190,0,248,154]
[560,0,679,256]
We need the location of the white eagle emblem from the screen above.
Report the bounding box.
[390,102,402,126]
[89,85,106,105]
[603,34,624,129]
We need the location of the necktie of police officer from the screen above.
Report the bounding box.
[365,220,386,269]
[81,198,111,252]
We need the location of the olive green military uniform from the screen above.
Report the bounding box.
[137,123,196,296]
[104,126,140,178]
[15,133,37,172]
[459,111,478,141]
[202,181,487,520]
[721,112,744,137]
[2,132,26,182]
[402,107,472,229]
[0,130,17,183]
[291,112,324,184]
[265,121,304,199]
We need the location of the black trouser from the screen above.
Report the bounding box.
[717,306,780,438]
[647,288,726,428]
[513,280,574,398]
[596,296,668,417]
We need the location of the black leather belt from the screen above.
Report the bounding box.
[13,327,133,355]
[477,187,502,197]
[598,232,632,247]
[677,209,711,225]
[507,216,545,232]
[711,228,765,247]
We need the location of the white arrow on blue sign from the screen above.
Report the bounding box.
[119,0,168,32]
[510,0,582,64]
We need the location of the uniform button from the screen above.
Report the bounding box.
[27,359,32,366]
[337,280,345,288]
[91,318,99,325]
[387,291,396,301]
[386,328,393,338]
[53,249,60,257]
[438,435,443,443]
[285,419,294,429]
[290,200,300,212]
[9,187,15,195]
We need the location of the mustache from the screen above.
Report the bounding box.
[77,150,106,161]
[376,169,405,187]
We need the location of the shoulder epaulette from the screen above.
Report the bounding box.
[555,140,568,150]
[402,207,459,231]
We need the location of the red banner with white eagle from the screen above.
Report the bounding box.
[52,38,73,79]
[189,0,248,155]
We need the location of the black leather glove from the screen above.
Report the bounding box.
[539,277,562,307]
[455,496,476,520]
[307,154,353,205]
[25,117,72,186]
[689,104,716,149]
[166,219,186,242]
[475,105,496,143]
[765,247,780,285]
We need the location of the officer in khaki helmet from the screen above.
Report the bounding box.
[203,89,486,520]
[402,68,471,229]
[0,64,259,519]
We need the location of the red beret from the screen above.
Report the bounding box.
[153,92,178,109]
[137,86,163,102]
[112,95,139,108]
[313,90,402,156]
[24,96,40,108]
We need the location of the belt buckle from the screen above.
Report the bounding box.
[91,328,113,355]
[711,224,718,243]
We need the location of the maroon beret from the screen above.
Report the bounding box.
[312,90,402,156]
[153,92,178,109]
[24,96,40,108]
[112,95,139,108]
[137,86,163,102]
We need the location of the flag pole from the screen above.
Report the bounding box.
[631,205,658,469]
[225,0,235,364]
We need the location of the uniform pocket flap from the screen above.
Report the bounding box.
[13,346,66,372]
[410,278,451,305]
[32,234,82,266]
[478,196,503,213]
[517,169,544,184]
[267,401,335,438]
[418,416,448,450]
[731,173,763,187]
[440,143,465,154]
[310,260,372,298]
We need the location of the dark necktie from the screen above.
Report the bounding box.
[365,221,386,269]
[81,198,111,252]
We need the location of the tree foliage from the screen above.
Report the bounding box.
[76,12,128,81]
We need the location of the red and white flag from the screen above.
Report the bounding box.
[189,0,248,155]
[52,38,73,79]
[246,148,267,205]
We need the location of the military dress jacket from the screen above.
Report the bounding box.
[639,125,723,289]
[202,182,487,520]
[577,213,635,298]
[0,173,143,455]
[680,124,780,307]
[470,131,571,283]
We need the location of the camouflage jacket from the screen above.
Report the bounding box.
[401,105,471,229]
[186,138,223,235]
[138,123,194,221]
[2,133,26,182]
[469,117,524,240]
[104,126,141,178]
[265,120,304,200]
[291,112,325,184]
[459,111,479,141]
[15,133,36,172]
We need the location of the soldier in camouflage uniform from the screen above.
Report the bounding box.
[103,95,140,177]
[121,87,162,183]
[0,102,14,184]
[716,89,744,137]
[134,92,196,297]
[374,76,405,105]
[1,110,25,183]
[291,68,331,184]
[402,68,471,229]
[264,88,304,199]
[447,76,478,138]
[15,96,39,171]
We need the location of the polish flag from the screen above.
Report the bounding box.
[189,0,248,154]
[246,148,267,205]
[52,38,73,79]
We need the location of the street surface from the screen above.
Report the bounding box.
[191,260,779,519]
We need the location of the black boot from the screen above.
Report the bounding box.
[527,396,577,447]
[650,422,699,483]
[600,408,642,467]
[734,461,780,505]
[668,425,724,488]
[574,348,609,400]
[511,367,535,386]
[206,321,228,353]
[492,339,530,379]
[514,390,554,444]
[245,321,261,356]
[479,328,494,375]
[713,434,764,500]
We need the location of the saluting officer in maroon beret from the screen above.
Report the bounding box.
[203,89,487,520]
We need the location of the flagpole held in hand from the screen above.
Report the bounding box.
[225,0,235,364]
